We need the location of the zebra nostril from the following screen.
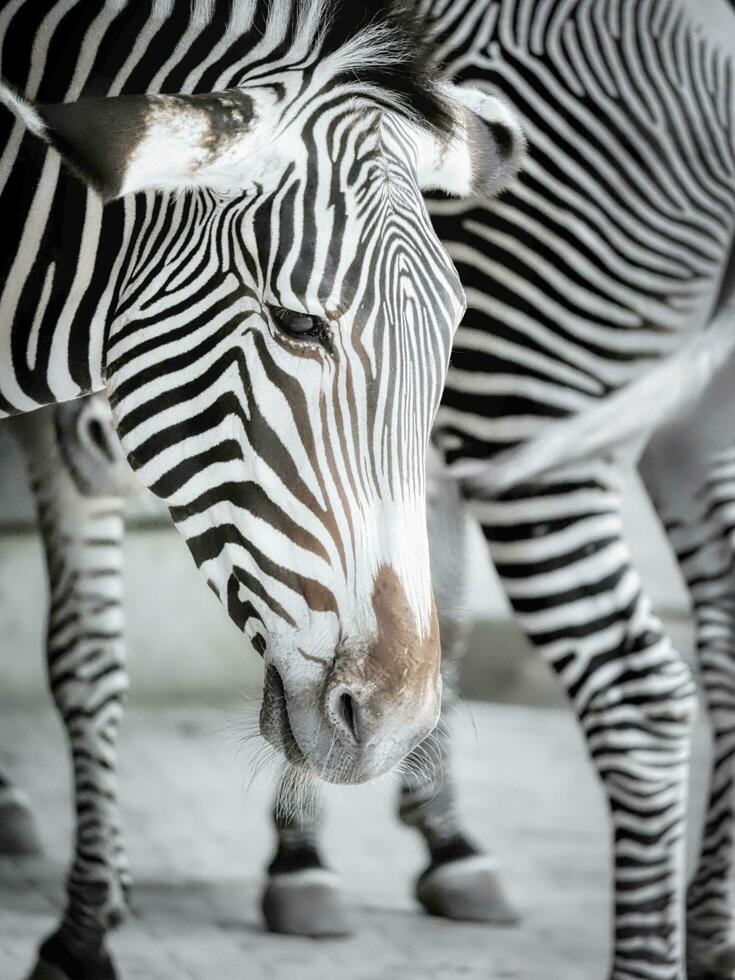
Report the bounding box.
[339,691,358,743]
[327,685,361,745]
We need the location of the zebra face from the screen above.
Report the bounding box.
[109,109,474,784]
[8,80,523,783]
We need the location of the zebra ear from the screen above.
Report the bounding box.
[40,90,264,201]
[415,84,526,199]
[1,82,266,201]
[37,94,162,200]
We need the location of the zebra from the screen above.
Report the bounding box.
[10,349,735,977]
[5,1,734,978]
[0,1,525,977]
[428,1,735,976]
[253,1,735,979]
[10,366,735,978]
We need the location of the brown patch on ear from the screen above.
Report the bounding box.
[369,563,440,703]
[39,95,151,200]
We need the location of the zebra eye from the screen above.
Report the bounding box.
[269,305,327,341]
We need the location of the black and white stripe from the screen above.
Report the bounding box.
[0,3,525,733]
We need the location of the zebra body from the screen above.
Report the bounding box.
[423,3,735,978]
[0,2,525,976]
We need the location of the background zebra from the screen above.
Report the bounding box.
[426,1,735,977]
[0,1,524,978]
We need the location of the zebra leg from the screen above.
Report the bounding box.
[639,390,735,979]
[0,767,43,856]
[11,403,131,980]
[398,704,518,924]
[643,449,735,979]
[475,463,697,980]
[261,774,351,937]
[673,521,735,980]
[405,457,518,923]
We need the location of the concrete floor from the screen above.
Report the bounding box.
[0,701,715,980]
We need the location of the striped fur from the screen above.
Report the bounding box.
[8,2,735,978]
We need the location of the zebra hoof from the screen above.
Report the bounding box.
[261,869,352,938]
[26,931,119,980]
[688,943,735,978]
[416,854,519,925]
[0,797,43,856]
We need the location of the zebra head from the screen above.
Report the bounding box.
[2,3,524,784]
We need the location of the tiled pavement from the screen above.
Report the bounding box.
[0,700,712,980]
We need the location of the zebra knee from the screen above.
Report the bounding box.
[582,649,697,780]
[693,601,735,718]
[66,870,130,934]
[0,787,43,856]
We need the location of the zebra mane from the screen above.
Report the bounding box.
[312,0,454,136]
[148,0,454,137]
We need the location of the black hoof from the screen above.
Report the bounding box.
[416,854,519,925]
[0,798,43,856]
[262,869,352,938]
[26,931,119,980]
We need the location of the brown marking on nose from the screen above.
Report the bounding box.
[368,563,440,702]
[321,564,441,754]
